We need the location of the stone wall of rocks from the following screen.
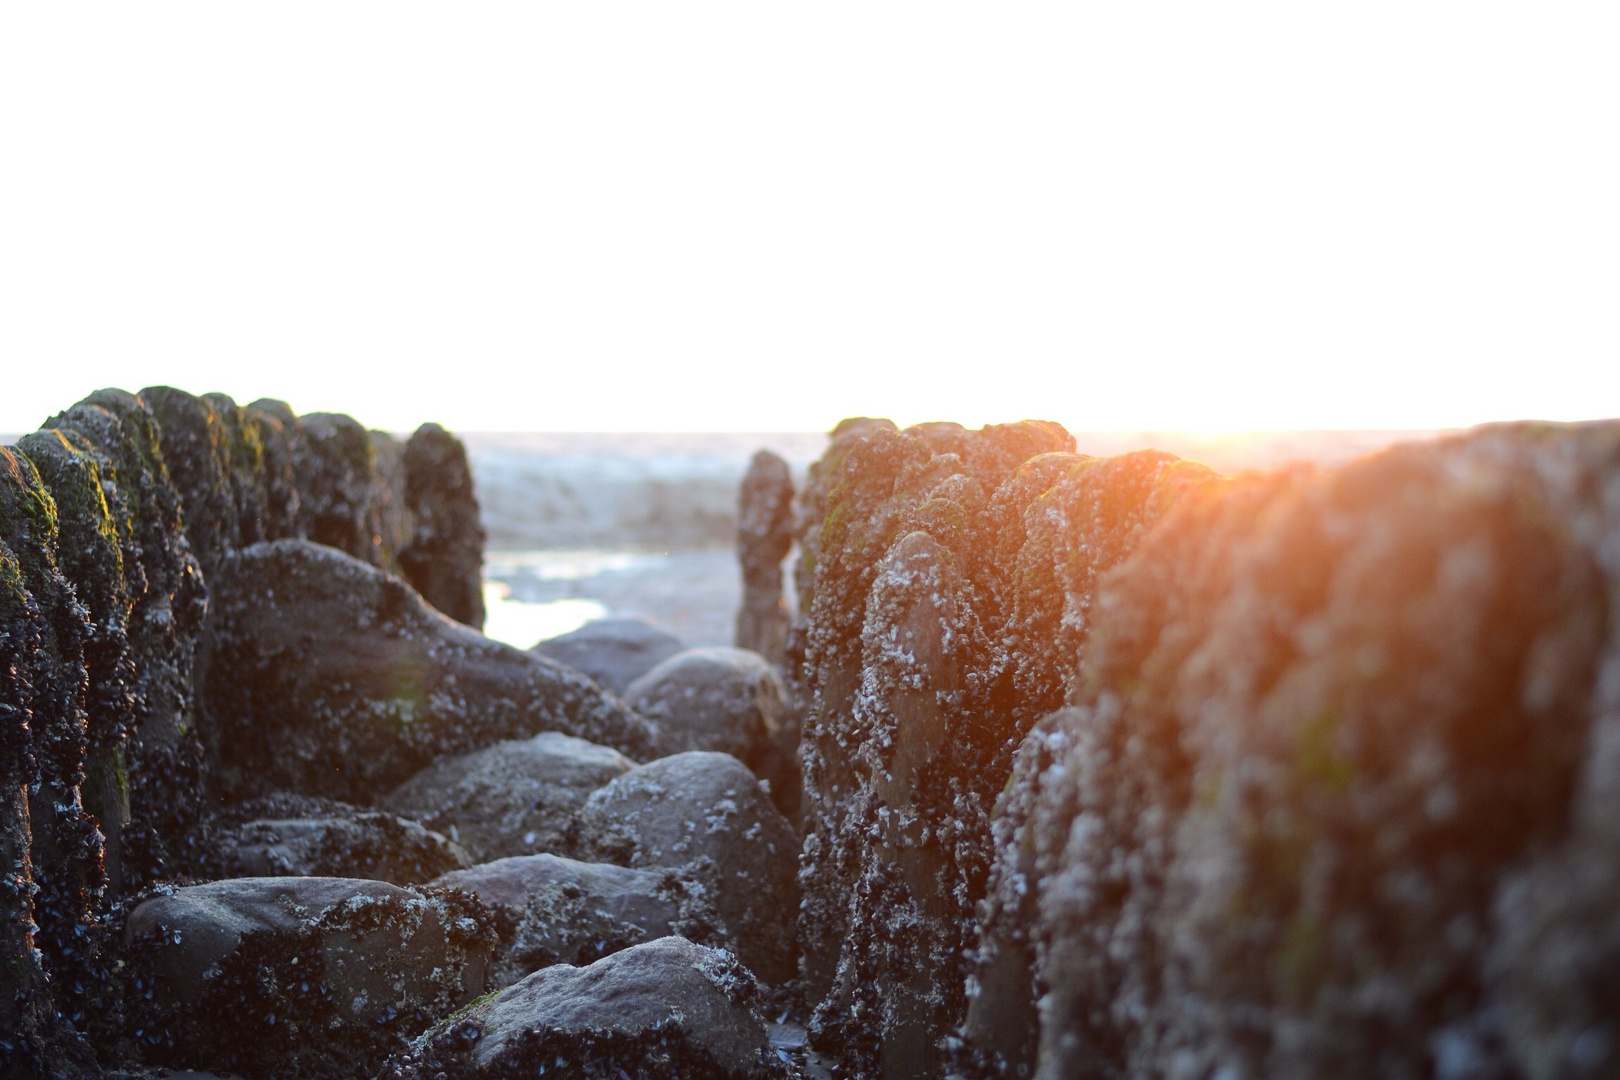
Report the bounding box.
[786,417,1620,1080]
[0,386,581,1077]
[10,389,1620,1079]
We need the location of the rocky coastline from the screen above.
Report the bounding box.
[4,391,1620,1078]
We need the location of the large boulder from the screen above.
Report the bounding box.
[623,647,797,812]
[125,876,496,1078]
[192,793,470,885]
[430,853,720,986]
[531,616,684,694]
[380,731,634,862]
[196,539,661,803]
[575,752,798,984]
[385,936,784,1080]
[397,422,486,629]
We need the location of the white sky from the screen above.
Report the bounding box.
[3,4,1617,435]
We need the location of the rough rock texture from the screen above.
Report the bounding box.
[380,731,634,863]
[43,391,210,890]
[397,422,486,629]
[138,387,240,580]
[575,751,799,985]
[15,431,140,893]
[126,876,496,1079]
[0,447,107,1056]
[386,936,784,1080]
[141,387,281,580]
[431,853,721,986]
[530,616,685,694]
[736,449,796,668]
[624,647,798,814]
[197,539,660,802]
[242,399,303,540]
[191,793,470,885]
[0,535,98,1079]
[791,419,1224,1078]
[290,411,385,565]
[2,386,496,1076]
[973,422,1620,1080]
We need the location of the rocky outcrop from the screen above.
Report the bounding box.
[1,386,502,1072]
[125,876,496,1078]
[397,421,487,629]
[575,751,799,985]
[530,616,685,694]
[736,449,796,667]
[197,539,661,802]
[790,419,1222,1078]
[380,731,634,862]
[40,391,209,890]
[386,936,785,1080]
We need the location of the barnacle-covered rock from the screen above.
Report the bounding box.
[139,386,238,580]
[386,936,784,1080]
[530,616,684,694]
[624,647,797,814]
[126,876,497,1078]
[292,411,385,565]
[192,793,470,885]
[243,398,306,540]
[0,537,98,1079]
[431,853,721,986]
[0,447,105,1045]
[381,731,634,863]
[397,421,486,629]
[994,424,1620,1080]
[575,752,798,984]
[793,419,1221,1077]
[44,390,209,889]
[17,430,139,890]
[197,539,660,803]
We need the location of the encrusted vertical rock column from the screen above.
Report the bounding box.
[795,419,1083,1075]
[972,424,1620,1080]
[369,428,415,571]
[0,448,100,1076]
[16,431,138,893]
[0,539,66,1078]
[295,411,386,564]
[735,449,795,668]
[397,422,486,629]
[245,398,307,539]
[44,391,208,888]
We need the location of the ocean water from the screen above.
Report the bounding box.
[480,548,750,651]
